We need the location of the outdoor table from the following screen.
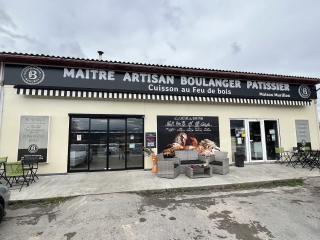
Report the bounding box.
[185,165,213,178]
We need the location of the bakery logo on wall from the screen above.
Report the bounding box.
[28,144,39,153]
[21,66,45,85]
[298,85,311,98]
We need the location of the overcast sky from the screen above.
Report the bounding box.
[0,0,319,110]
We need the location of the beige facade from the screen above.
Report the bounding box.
[0,85,319,174]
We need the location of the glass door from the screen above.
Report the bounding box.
[108,119,126,170]
[69,118,90,171]
[126,118,144,168]
[248,121,264,161]
[89,119,108,170]
[230,119,280,163]
[69,115,144,172]
[264,120,280,160]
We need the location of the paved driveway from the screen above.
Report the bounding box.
[1,177,319,240]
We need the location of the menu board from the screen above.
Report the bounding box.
[157,116,220,153]
[18,116,50,162]
[145,132,157,148]
[295,120,311,149]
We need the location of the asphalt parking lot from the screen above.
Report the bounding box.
[0,177,319,240]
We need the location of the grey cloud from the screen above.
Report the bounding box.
[0,26,34,42]
[162,0,185,30]
[0,4,35,47]
[0,8,16,29]
[0,0,319,79]
[57,41,86,58]
[166,41,177,51]
[231,42,241,54]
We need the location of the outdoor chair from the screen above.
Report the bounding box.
[22,157,40,182]
[292,147,311,168]
[274,147,291,164]
[4,162,31,191]
[300,150,315,169]
[209,151,229,175]
[0,157,8,185]
[306,150,320,170]
[157,153,181,179]
[285,148,303,167]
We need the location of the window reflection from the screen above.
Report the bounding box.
[71,118,89,131]
[91,119,108,131]
[69,144,88,170]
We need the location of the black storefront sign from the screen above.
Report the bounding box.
[4,64,317,100]
[157,116,220,154]
[145,132,157,148]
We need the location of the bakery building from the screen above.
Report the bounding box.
[0,52,319,174]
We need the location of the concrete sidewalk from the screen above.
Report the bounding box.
[9,164,320,201]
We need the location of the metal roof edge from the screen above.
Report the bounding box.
[1,51,319,84]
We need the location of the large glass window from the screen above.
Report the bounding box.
[69,116,144,172]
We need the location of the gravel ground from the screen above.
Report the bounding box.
[0,177,319,240]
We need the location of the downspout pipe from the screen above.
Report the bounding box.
[0,62,4,152]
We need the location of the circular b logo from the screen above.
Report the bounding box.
[21,66,45,85]
[28,144,39,153]
[298,85,311,99]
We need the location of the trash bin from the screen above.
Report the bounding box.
[235,152,245,167]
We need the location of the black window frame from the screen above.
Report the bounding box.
[67,114,145,172]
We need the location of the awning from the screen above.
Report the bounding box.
[15,87,312,106]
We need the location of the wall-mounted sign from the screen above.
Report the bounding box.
[18,116,49,162]
[295,120,311,149]
[4,64,317,101]
[157,116,220,155]
[145,132,157,148]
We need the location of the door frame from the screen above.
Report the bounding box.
[231,118,280,163]
[246,119,267,162]
[67,114,145,172]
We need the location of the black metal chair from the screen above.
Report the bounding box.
[21,156,40,183]
[309,150,320,170]
[0,157,9,185]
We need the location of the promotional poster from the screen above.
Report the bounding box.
[157,116,220,157]
[18,116,49,162]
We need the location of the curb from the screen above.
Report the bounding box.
[8,178,305,205]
